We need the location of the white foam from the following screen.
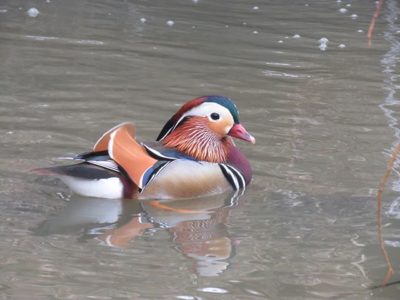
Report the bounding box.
[318,37,329,51]
[27,7,39,17]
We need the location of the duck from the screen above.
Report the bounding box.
[34,95,255,199]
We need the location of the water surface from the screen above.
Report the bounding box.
[1,0,400,299]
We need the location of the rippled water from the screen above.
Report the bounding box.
[2,0,400,299]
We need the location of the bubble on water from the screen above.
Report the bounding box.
[351,14,358,19]
[46,0,51,2]
[319,37,328,43]
[166,20,175,27]
[346,3,351,7]
[357,29,364,33]
[293,34,301,38]
[252,6,259,10]
[242,22,247,25]
[305,3,309,6]
[253,30,258,34]
[337,0,342,2]
[192,0,199,3]
[338,43,346,48]
[245,289,264,296]
[0,9,7,13]
[198,287,228,294]
[318,37,328,51]
[225,25,229,28]
[339,8,348,13]
[27,7,39,17]
[278,40,284,43]
[140,17,146,23]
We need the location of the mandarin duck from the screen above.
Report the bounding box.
[34,95,255,199]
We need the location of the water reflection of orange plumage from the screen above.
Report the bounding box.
[35,193,241,277]
[139,197,235,277]
[140,195,237,277]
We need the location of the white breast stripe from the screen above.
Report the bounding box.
[227,165,246,190]
[220,164,239,190]
[220,164,246,191]
[139,161,171,193]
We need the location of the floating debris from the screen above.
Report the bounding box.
[339,8,348,13]
[166,20,175,27]
[26,7,39,17]
[318,37,329,51]
[0,9,7,13]
[293,34,301,39]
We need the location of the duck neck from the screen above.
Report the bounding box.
[162,120,233,163]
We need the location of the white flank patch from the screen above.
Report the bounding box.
[60,176,123,199]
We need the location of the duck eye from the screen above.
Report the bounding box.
[210,112,220,120]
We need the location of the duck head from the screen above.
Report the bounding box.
[157,95,255,163]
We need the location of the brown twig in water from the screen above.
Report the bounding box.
[376,143,400,286]
[368,0,385,47]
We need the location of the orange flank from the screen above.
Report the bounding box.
[93,122,136,152]
[108,125,157,189]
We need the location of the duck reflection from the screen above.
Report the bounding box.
[34,193,242,277]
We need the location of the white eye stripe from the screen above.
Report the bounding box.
[166,102,234,136]
[180,102,231,121]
